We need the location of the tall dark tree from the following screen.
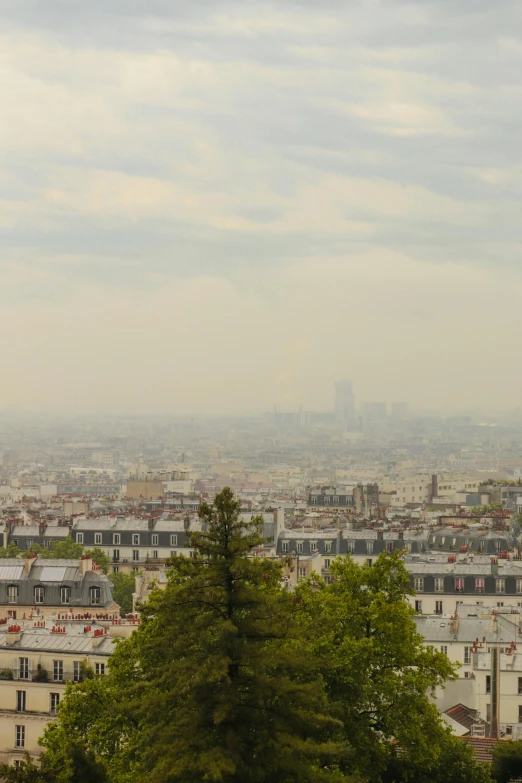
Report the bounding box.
[36,488,348,783]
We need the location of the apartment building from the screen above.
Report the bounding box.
[71,517,197,573]
[72,510,283,573]
[276,528,430,582]
[3,523,70,552]
[0,620,113,766]
[406,557,522,616]
[415,608,522,738]
[307,488,356,510]
[0,556,118,620]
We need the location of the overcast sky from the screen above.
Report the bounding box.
[1,0,521,415]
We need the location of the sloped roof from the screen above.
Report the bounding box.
[444,704,489,734]
[461,737,501,763]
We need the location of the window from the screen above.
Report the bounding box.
[8,585,18,604]
[170,535,178,547]
[435,601,443,615]
[440,646,448,656]
[95,533,102,545]
[282,542,289,553]
[15,725,25,748]
[112,549,120,562]
[310,541,317,552]
[475,578,485,594]
[27,540,34,548]
[298,567,306,580]
[518,677,522,696]
[18,658,29,680]
[132,534,140,545]
[455,578,464,593]
[95,663,105,677]
[387,542,394,553]
[113,534,120,545]
[496,579,506,594]
[441,537,445,545]
[76,533,84,544]
[90,587,101,605]
[152,534,159,546]
[366,559,373,567]
[296,542,303,554]
[152,550,158,559]
[479,540,485,552]
[16,691,26,713]
[324,541,332,554]
[73,662,81,683]
[486,676,491,694]
[333,496,339,505]
[517,579,522,595]
[434,578,444,593]
[415,600,422,613]
[113,565,119,573]
[518,705,522,724]
[43,540,51,548]
[53,660,63,682]
[60,586,71,604]
[8,610,16,619]
[132,550,139,561]
[366,541,374,555]
[50,693,60,715]
[346,541,355,554]
[464,647,471,665]
[34,586,44,604]
[324,559,331,569]
[404,542,412,552]
[486,703,491,722]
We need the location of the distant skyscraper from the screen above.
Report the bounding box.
[335,380,355,424]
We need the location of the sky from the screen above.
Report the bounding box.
[1,0,522,415]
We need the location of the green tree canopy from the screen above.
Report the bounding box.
[36,488,347,782]
[108,571,135,615]
[490,739,522,783]
[294,552,488,782]
[9,490,492,783]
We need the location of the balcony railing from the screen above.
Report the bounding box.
[12,668,80,683]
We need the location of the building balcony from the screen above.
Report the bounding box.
[12,669,79,684]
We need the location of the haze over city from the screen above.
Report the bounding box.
[2,0,522,415]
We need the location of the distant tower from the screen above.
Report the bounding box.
[335,380,355,425]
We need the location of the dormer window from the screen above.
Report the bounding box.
[132,534,140,545]
[60,586,71,604]
[7,585,18,604]
[89,587,101,605]
[34,586,44,604]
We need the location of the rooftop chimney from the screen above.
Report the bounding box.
[24,554,37,576]
[450,612,459,636]
[79,554,93,578]
[6,624,22,645]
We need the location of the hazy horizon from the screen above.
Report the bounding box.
[1,1,521,416]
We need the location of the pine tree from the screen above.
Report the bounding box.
[37,488,348,783]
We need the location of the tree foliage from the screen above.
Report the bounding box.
[7,489,492,783]
[490,739,522,783]
[0,542,21,558]
[108,571,135,615]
